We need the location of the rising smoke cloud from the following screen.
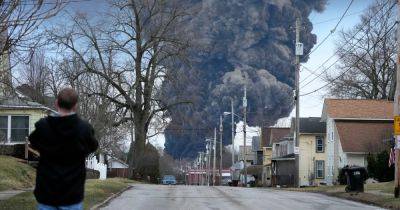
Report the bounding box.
[160,0,327,159]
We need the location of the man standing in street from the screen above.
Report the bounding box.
[29,88,98,210]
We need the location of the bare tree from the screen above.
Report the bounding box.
[18,50,50,104]
[48,0,191,176]
[326,0,396,100]
[58,55,128,156]
[0,1,65,95]
[0,0,64,55]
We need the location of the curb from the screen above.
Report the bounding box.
[90,185,133,210]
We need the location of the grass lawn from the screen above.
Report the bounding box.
[284,182,400,209]
[0,178,136,210]
[0,156,36,191]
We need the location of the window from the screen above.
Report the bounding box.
[0,115,29,143]
[10,116,29,142]
[316,136,324,153]
[315,160,325,179]
[0,116,7,142]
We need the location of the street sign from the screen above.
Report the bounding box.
[395,116,400,135]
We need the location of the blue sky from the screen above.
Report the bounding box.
[298,0,374,117]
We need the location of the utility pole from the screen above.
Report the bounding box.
[231,99,235,165]
[294,17,302,188]
[219,115,223,185]
[207,139,211,186]
[394,0,400,198]
[201,152,205,185]
[213,128,217,186]
[243,85,248,187]
[199,152,203,185]
[205,139,210,186]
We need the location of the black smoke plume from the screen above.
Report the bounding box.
[160,0,327,159]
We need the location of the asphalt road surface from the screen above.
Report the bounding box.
[101,184,384,210]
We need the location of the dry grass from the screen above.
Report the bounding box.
[0,178,136,210]
[0,156,35,191]
[284,182,400,209]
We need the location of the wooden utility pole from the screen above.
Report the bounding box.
[213,128,217,186]
[243,85,248,186]
[231,99,235,165]
[219,115,223,185]
[394,0,400,198]
[294,17,302,188]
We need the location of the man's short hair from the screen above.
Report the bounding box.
[57,88,78,110]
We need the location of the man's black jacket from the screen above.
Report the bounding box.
[29,114,98,206]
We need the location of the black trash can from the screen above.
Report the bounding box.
[343,166,367,193]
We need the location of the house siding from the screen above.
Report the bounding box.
[262,147,272,166]
[298,134,326,186]
[326,119,369,185]
[0,109,47,141]
[326,118,335,185]
[347,154,366,167]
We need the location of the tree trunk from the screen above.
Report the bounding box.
[127,117,148,178]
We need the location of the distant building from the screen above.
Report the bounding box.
[251,136,262,165]
[322,99,393,185]
[106,155,129,178]
[239,145,255,165]
[260,127,290,186]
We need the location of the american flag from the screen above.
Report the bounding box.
[389,148,396,167]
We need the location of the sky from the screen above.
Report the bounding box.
[39,0,378,150]
[149,0,378,150]
[297,0,374,117]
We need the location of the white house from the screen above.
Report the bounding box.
[321,99,393,185]
[107,156,129,169]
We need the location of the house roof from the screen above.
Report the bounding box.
[335,120,393,153]
[108,156,129,168]
[322,99,393,120]
[16,84,56,109]
[0,96,50,110]
[261,127,290,147]
[290,117,326,134]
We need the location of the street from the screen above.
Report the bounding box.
[101,184,383,210]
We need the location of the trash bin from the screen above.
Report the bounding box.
[343,166,367,193]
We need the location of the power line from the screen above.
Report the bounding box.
[312,9,367,26]
[299,0,394,87]
[300,20,398,97]
[303,0,354,59]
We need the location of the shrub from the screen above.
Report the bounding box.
[366,150,394,182]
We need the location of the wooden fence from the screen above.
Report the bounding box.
[107,168,130,178]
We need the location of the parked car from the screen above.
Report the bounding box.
[162,175,177,185]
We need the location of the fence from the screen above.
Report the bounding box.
[108,168,130,178]
[86,156,107,180]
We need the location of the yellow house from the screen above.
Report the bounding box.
[297,117,327,186]
[0,37,52,148]
[261,127,290,186]
[0,97,52,145]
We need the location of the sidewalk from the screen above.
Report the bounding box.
[0,188,32,200]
